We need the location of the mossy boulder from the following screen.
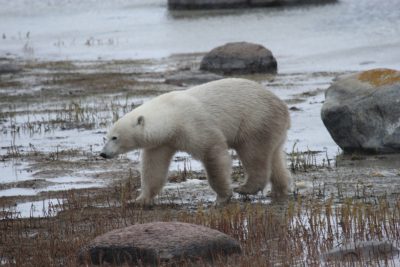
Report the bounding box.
[78,222,241,265]
[321,68,400,153]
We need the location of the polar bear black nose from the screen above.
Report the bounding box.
[100,153,107,158]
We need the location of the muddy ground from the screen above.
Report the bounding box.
[1,53,399,207]
[0,54,399,265]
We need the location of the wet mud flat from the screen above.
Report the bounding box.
[0,54,399,265]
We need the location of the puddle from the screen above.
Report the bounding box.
[0,180,104,197]
[0,188,37,197]
[0,160,32,183]
[43,181,104,192]
[1,198,63,219]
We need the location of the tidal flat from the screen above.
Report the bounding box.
[0,54,399,266]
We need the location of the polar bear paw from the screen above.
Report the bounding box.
[130,195,154,208]
[215,192,232,206]
[234,184,261,195]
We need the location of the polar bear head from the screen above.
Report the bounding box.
[100,113,145,159]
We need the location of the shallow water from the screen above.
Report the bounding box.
[1,161,31,184]
[1,0,399,71]
[3,198,63,218]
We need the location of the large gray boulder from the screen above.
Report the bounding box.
[78,222,241,265]
[200,42,277,75]
[321,69,400,153]
[168,0,337,9]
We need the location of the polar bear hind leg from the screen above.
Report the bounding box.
[234,142,273,195]
[234,134,290,197]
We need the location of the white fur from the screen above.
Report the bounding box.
[101,78,291,205]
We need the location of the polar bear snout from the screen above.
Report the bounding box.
[100,141,119,159]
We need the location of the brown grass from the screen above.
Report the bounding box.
[0,185,398,266]
[43,72,137,90]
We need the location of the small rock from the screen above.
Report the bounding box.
[289,106,302,111]
[321,68,400,153]
[200,42,277,75]
[78,222,241,266]
[0,63,22,75]
[165,71,223,86]
[322,240,399,262]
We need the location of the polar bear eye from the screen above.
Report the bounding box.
[111,136,117,141]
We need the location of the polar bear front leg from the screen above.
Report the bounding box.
[135,146,175,206]
[202,143,233,204]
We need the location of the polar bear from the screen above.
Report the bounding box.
[100,78,291,205]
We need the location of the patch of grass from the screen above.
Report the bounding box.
[0,187,398,266]
[24,60,77,71]
[288,142,330,173]
[43,72,137,91]
[0,80,22,89]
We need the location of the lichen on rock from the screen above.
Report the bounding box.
[358,68,400,87]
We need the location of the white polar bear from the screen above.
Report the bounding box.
[100,78,291,205]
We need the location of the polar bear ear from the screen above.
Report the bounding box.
[137,116,145,126]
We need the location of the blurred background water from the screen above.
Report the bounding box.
[0,0,399,72]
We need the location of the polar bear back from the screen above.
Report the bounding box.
[127,78,290,153]
[184,78,289,147]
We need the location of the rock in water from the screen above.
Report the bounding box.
[321,68,400,153]
[0,63,22,74]
[78,222,241,265]
[200,42,277,75]
[322,240,399,262]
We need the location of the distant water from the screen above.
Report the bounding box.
[0,0,399,71]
